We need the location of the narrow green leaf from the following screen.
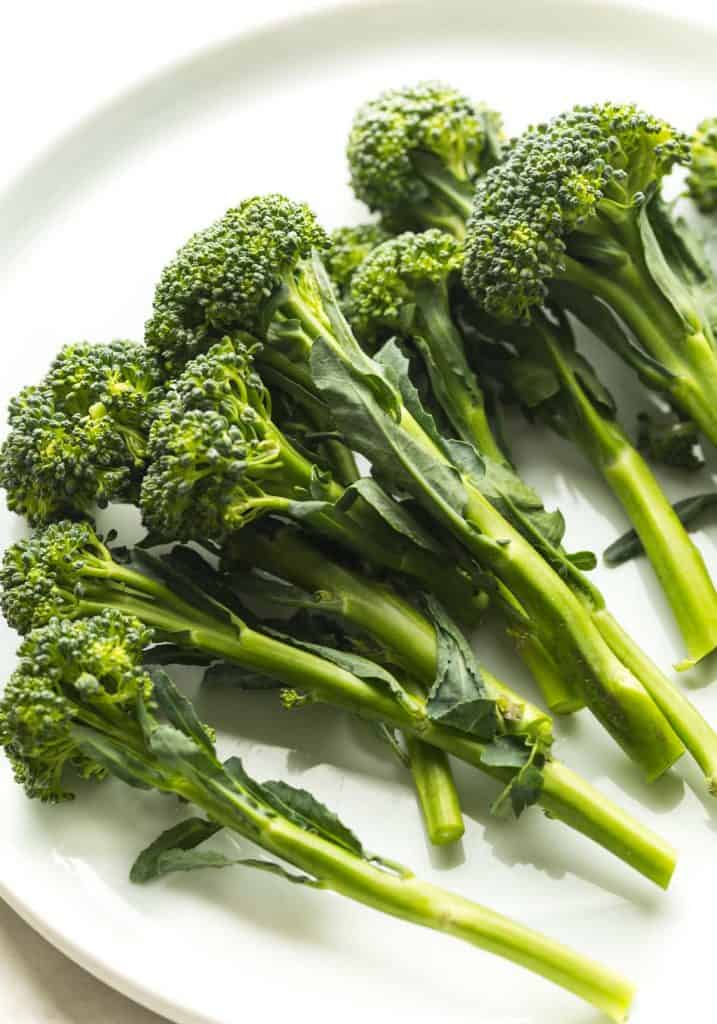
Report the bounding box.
[339,477,444,555]
[261,778,365,856]
[130,817,222,882]
[147,666,216,755]
[423,595,498,741]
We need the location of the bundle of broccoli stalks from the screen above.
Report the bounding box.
[0,609,635,1021]
[138,187,717,794]
[347,83,717,671]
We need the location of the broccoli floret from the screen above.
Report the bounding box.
[463,102,717,449]
[0,610,153,801]
[141,337,327,543]
[0,341,158,525]
[145,195,329,376]
[687,118,717,213]
[347,81,503,237]
[350,230,504,461]
[325,223,391,298]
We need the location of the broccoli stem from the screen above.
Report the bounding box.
[404,735,465,845]
[539,324,717,666]
[72,553,674,883]
[562,248,717,447]
[591,609,717,793]
[225,522,554,743]
[391,406,685,780]
[242,818,634,1022]
[414,283,508,464]
[134,748,634,1021]
[219,623,675,888]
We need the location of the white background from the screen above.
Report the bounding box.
[1,1,716,1021]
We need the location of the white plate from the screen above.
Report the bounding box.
[2,2,717,1022]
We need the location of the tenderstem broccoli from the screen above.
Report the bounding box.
[344,90,717,779]
[346,81,503,238]
[0,610,636,1022]
[142,191,688,782]
[0,519,676,886]
[463,102,717,450]
[0,340,159,525]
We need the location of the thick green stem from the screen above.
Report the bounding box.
[540,324,717,665]
[225,522,553,743]
[205,623,675,886]
[593,609,717,793]
[404,736,464,845]
[564,253,717,447]
[387,405,684,779]
[194,773,633,1021]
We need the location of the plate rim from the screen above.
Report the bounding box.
[2,1,717,1021]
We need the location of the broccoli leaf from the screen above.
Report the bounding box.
[202,660,283,691]
[130,817,223,882]
[423,595,497,740]
[337,476,444,555]
[311,337,468,521]
[130,816,317,886]
[376,337,449,450]
[147,666,216,755]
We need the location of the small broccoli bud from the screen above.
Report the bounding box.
[687,118,717,213]
[0,610,153,801]
[325,223,391,297]
[0,520,115,635]
[347,81,503,232]
[350,229,463,338]
[0,341,158,525]
[145,195,330,375]
[141,338,318,543]
[464,102,691,322]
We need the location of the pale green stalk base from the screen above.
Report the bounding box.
[594,609,717,793]
[405,736,464,845]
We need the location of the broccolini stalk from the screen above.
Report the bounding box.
[346,81,503,237]
[0,340,159,525]
[0,521,676,886]
[140,336,488,625]
[140,193,683,781]
[463,102,717,450]
[472,306,717,668]
[0,612,636,1022]
[351,230,506,464]
[688,118,717,213]
[223,519,553,748]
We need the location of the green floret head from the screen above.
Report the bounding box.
[0,610,153,802]
[350,229,463,337]
[0,520,112,635]
[0,341,158,525]
[145,195,330,375]
[141,338,298,543]
[687,118,717,213]
[325,223,391,296]
[463,102,691,322]
[347,81,502,225]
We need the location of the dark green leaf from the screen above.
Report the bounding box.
[339,477,444,555]
[507,764,545,818]
[376,338,449,450]
[143,645,214,667]
[311,252,402,420]
[423,595,498,740]
[261,778,365,856]
[147,666,216,755]
[71,727,159,790]
[605,491,717,565]
[311,338,468,524]
[130,817,222,882]
[130,548,233,626]
[479,735,532,770]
